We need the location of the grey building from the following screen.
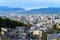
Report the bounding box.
[47,33,60,40]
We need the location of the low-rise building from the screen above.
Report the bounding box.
[47,33,60,40]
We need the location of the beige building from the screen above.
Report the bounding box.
[50,38,58,40]
[57,24,60,28]
[1,28,7,35]
[33,30,42,37]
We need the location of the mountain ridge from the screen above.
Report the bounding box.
[19,7,60,14]
[0,6,60,14]
[0,6,25,12]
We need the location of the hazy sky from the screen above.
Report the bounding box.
[0,0,60,10]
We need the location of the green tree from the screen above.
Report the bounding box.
[44,33,47,40]
[3,18,11,28]
[52,24,57,30]
[0,17,4,33]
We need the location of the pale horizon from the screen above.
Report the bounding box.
[0,0,60,10]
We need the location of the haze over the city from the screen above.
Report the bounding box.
[0,0,60,10]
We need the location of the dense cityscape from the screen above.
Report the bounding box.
[0,0,60,40]
[0,14,60,40]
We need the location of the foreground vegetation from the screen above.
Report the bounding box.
[0,17,32,33]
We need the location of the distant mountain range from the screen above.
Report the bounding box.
[0,6,25,12]
[0,6,60,14]
[19,7,60,14]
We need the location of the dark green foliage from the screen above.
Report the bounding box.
[0,17,4,26]
[57,28,60,31]
[0,17,4,32]
[44,33,47,40]
[59,24,60,26]
[52,24,57,30]
[3,18,11,28]
[0,17,25,29]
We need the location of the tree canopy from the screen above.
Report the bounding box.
[0,17,26,28]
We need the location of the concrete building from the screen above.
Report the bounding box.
[47,33,60,40]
